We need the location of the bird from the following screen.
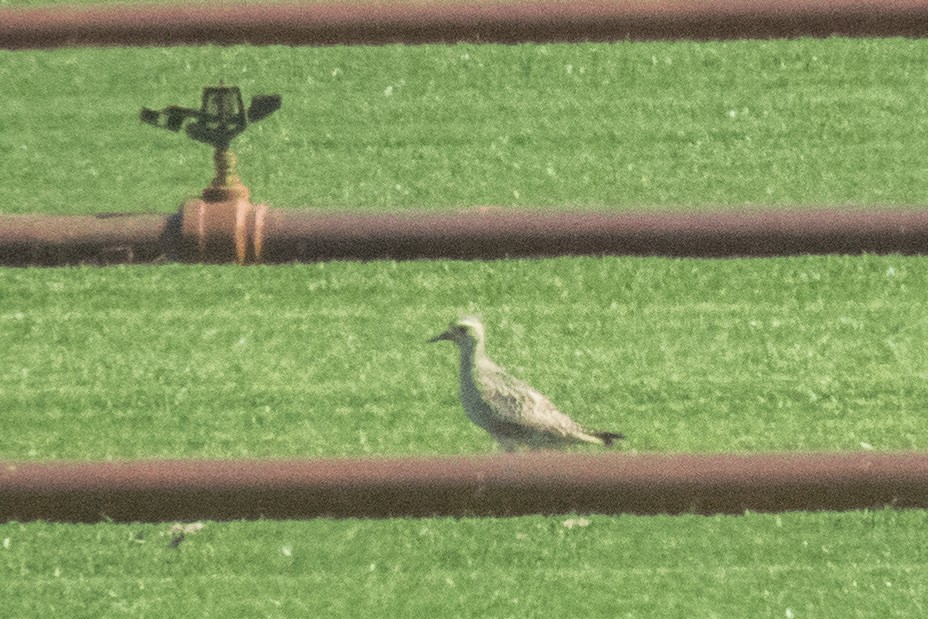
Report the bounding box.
[429,316,624,452]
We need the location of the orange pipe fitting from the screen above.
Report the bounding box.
[179,198,267,265]
[178,149,267,264]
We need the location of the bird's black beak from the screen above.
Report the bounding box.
[428,329,452,343]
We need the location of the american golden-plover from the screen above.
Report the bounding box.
[429,317,623,452]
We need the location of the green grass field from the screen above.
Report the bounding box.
[3,38,928,214]
[4,35,928,617]
[4,511,928,617]
[2,256,927,459]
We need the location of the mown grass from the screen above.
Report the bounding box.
[2,255,926,460]
[3,38,928,214]
[3,510,928,617]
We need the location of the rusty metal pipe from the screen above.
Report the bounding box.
[3,1,928,49]
[2,452,927,522]
[261,208,928,261]
[0,212,174,266]
[4,208,928,266]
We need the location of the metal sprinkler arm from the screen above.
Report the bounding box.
[247,94,282,122]
[140,105,202,132]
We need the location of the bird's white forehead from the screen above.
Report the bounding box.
[454,316,484,332]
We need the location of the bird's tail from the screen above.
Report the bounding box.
[595,431,624,447]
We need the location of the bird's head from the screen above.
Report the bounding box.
[428,316,486,349]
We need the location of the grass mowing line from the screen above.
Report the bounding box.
[13,562,928,581]
[3,38,928,215]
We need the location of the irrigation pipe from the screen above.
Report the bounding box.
[3,1,928,49]
[2,452,927,522]
[3,208,928,266]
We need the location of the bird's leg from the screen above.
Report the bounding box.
[497,438,519,453]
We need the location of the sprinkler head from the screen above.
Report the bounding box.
[141,83,281,151]
[141,83,282,202]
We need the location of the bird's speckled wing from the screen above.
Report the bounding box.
[476,363,589,439]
